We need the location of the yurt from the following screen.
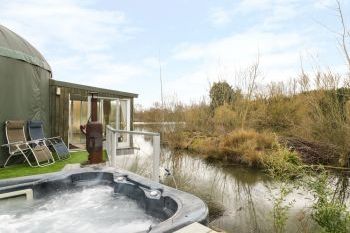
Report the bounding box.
[0,25,138,167]
[0,25,51,165]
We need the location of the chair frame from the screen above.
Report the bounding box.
[45,136,70,160]
[2,121,55,168]
[27,120,70,160]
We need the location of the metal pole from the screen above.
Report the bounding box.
[107,129,111,166]
[116,99,120,130]
[68,93,71,149]
[111,131,117,168]
[152,135,160,182]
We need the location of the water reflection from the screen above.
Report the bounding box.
[113,130,349,233]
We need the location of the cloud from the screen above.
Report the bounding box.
[0,0,138,53]
[313,0,335,9]
[208,0,313,30]
[170,0,322,102]
[209,7,231,26]
[238,0,276,11]
[172,30,304,64]
[0,0,146,93]
[167,0,346,103]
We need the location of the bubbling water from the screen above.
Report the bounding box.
[0,185,160,233]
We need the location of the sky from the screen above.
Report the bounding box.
[0,0,349,107]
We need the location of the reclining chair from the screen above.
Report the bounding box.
[2,120,55,167]
[28,120,70,160]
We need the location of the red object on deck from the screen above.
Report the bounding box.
[85,92,103,164]
[86,121,103,164]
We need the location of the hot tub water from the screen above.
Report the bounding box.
[0,185,160,233]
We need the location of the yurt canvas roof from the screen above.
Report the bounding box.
[0,25,51,166]
[0,25,51,72]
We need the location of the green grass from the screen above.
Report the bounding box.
[0,151,89,180]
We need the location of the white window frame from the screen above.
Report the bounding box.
[117,98,131,148]
[87,96,131,148]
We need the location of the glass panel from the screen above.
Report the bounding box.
[119,100,129,144]
[103,100,117,129]
[70,100,82,144]
[120,100,128,130]
[80,101,88,143]
[109,100,117,128]
[69,100,89,146]
[102,100,112,135]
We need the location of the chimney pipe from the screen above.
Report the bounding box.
[90,92,98,122]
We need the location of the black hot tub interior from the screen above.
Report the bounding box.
[0,167,208,233]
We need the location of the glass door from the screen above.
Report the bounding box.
[69,100,88,147]
[87,97,131,148]
[101,99,118,134]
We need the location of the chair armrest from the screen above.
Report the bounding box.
[26,139,45,145]
[1,141,26,147]
[46,136,63,144]
[46,136,62,140]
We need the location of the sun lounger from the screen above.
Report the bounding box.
[2,120,55,167]
[27,120,70,160]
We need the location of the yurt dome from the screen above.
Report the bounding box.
[0,25,51,165]
[0,25,51,72]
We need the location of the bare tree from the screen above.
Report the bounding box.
[336,0,350,75]
[236,56,260,129]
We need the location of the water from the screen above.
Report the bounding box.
[160,153,316,232]
[0,185,159,233]
[119,127,350,233]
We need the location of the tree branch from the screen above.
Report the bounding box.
[336,0,350,73]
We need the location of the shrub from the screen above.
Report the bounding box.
[262,145,303,180]
[188,135,220,156]
[183,102,212,132]
[209,81,241,109]
[270,186,295,233]
[212,104,238,132]
[219,129,277,166]
[306,172,350,233]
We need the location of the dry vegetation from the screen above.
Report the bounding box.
[135,0,350,171]
[136,69,350,170]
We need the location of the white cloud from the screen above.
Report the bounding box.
[170,28,314,101]
[238,0,276,11]
[209,7,231,26]
[0,0,146,93]
[50,52,149,92]
[168,0,341,102]
[262,3,299,29]
[0,0,137,53]
[173,31,303,64]
[208,0,304,30]
[313,0,334,9]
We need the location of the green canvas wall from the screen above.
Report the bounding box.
[0,25,51,166]
[0,57,51,166]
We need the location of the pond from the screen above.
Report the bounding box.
[162,151,315,233]
[115,126,350,233]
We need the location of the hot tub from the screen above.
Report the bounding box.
[0,167,208,233]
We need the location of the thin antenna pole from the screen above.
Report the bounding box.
[159,50,165,121]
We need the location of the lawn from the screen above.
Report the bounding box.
[0,151,89,180]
